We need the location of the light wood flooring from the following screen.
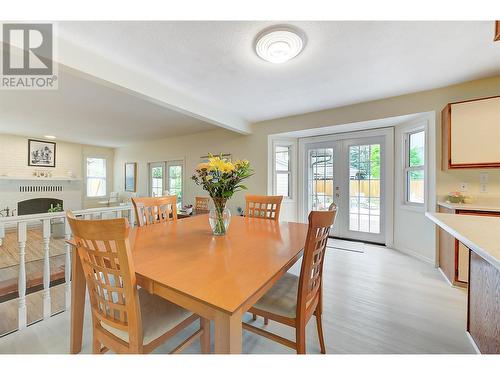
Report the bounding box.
[0,227,67,269]
[0,240,474,354]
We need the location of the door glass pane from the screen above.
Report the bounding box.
[308,148,334,211]
[151,166,163,197]
[349,144,381,234]
[168,165,183,208]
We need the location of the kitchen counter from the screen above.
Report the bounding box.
[426,212,500,270]
[438,200,500,212]
[426,211,500,354]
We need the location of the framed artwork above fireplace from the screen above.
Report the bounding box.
[28,139,56,167]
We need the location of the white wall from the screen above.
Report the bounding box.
[0,134,114,209]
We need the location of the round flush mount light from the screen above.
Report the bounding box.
[255,26,305,64]
[44,135,56,139]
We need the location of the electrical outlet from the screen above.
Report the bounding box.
[480,184,488,193]
[480,173,489,184]
[459,182,468,192]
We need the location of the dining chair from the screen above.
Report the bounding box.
[195,196,210,211]
[131,196,177,227]
[245,195,283,221]
[66,212,208,354]
[243,209,337,354]
[246,195,283,324]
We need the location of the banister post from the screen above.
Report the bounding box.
[64,217,72,310]
[0,223,4,247]
[17,221,27,330]
[42,219,51,320]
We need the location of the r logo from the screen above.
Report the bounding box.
[2,23,53,75]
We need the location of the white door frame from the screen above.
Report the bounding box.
[298,128,394,247]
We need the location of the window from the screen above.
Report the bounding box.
[86,157,106,197]
[274,145,291,198]
[404,130,425,205]
[149,161,183,208]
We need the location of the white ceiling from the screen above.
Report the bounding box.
[57,21,500,123]
[1,21,499,147]
[0,67,217,147]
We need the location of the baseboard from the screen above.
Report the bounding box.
[394,246,435,265]
[466,331,481,354]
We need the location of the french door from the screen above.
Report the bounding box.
[302,132,390,244]
[148,160,184,208]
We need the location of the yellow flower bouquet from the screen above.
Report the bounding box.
[192,154,253,235]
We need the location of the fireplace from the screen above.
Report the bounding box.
[18,198,63,216]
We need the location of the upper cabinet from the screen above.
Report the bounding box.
[442,96,500,169]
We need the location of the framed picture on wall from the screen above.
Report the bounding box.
[28,139,56,167]
[125,162,137,192]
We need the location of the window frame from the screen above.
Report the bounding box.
[86,157,107,198]
[273,142,293,200]
[403,129,425,207]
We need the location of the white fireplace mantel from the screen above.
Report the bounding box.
[0,177,83,214]
[0,176,81,182]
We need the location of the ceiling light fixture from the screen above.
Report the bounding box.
[44,135,56,139]
[255,26,305,64]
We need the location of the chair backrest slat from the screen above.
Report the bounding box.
[66,212,143,349]
[245,195,283,221]
[195,196,210,211]
[297,209,336,318]
[131,196,177,227]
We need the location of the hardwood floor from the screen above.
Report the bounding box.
[0,227,68,335]
[0,227,67,269]
[0,240,474,354]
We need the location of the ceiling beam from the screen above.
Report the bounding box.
[56,37,252,134]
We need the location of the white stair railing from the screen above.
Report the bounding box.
[42,219,51,320]
[0,204,135,334]
[17,222,27,330]
[64,219,72,310]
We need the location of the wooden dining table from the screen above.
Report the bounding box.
[70,214,308,354]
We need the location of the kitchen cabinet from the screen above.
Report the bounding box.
[427,212,500,354]
[437,203,500,287]
[442,96,500,169]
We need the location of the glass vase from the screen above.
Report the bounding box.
[209,198,231,236]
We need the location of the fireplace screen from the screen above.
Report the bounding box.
[18,198,63,215]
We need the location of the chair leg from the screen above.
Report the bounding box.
[316,312,326,354]
[92,337,101,354]
[296,325,306,354]
[252,313,257,321]
[264,317,269,325]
